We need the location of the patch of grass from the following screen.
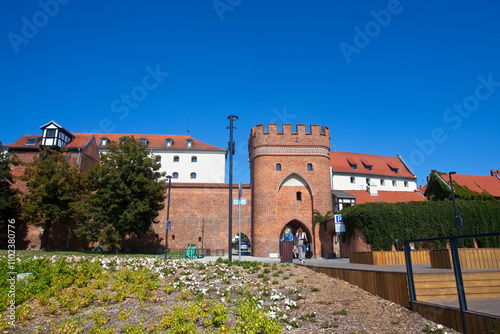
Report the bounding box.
[320,320,339,329]
[334,308,348,315]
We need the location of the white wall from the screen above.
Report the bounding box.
[332,172,417,192]
[153,150,226,183]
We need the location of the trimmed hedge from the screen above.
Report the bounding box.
[341,200,500,251]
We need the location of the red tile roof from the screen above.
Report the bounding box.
[331,152,415,178]
[346,190,426,204]
[6,135,43,149]
[7,133,223,151]
[440,173,500,197]
[75,133,223,150]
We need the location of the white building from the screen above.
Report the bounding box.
[330,151,425,212]
[88,133,227,183]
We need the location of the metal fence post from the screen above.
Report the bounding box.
[450,238,468,334]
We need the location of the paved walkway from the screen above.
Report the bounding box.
[197,253,500,318]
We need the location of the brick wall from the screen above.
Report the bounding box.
[123,183,252,254]
[249,124,333,257]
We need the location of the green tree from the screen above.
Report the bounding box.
[76,136,166,251]
[20,148,82,250]
[312,209,333,258]
[0,142,21,227]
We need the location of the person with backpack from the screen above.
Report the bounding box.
[296,227,308,263]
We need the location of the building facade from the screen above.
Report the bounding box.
[5,121,430,257]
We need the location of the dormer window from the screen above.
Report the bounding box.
[39,121,74,149]
[26,137,38,145]
[347,158,358,170]
[186,139,193,148]
[361,160,373,171]
[165,138,173,147]
[100,137,108,146]
[388,164,399,174]
[140,138,148,146]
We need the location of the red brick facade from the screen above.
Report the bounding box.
[248,124,333,257]
[122,183,252,254]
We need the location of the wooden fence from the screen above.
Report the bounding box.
[349,250,430,265]
[430,248,500,269]
[308,266,411,308]
[413,301,500,334]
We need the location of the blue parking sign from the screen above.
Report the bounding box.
[335,214,343,223]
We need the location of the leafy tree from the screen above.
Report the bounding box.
[0,142,21,227]
[75,136,166,251]
[20,148,82,251]
[312,209,333,258]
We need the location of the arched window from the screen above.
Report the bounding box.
[191,156,197,162]
[307,163,313,171]
[173,172,179,179]
[296,191,302,201]
[173,156,179,162]
[276,163,281,171]
[190,172,197,179]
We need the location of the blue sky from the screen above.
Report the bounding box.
[1,0,499,185]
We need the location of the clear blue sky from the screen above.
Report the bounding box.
[2,1,499,185]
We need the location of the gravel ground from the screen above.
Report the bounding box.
[5,259,459,333]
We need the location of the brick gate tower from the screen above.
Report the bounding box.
[248,124,332,257]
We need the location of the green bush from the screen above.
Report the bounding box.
[341,200,500,250]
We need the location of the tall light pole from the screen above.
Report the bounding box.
[449,172,463,239]
[227,114,238,262]
[164,175,172,259]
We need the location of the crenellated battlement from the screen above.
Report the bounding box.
[250,124,329,137]
[249,124,331,157]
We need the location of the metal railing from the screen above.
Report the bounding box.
[404,231,500,334]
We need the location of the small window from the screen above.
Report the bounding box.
[156,156,161,162]
[350,176,355,184]
[380,179,385,186]
[191,156,197,163]
[392,180,397,186]
[172,235,175,241]
[186,139,193,147]
[404,181,409,187]
[190,172,197,179]
[26,138,37,145]
[173,172,179,179]
[100,138,108,146]
[173,156,179,162]
[366,166,373,171]
[165,138,173,147]
[276,163,281,171]
[198,237,202,242]
[307,163,313,171]
[141,138,148,146]
[296,191,302,201]
[46,130,55,137]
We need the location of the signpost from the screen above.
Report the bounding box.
[235,183,245,261]
[334,214,345,233]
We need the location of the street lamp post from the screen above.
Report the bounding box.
[227,114,238,262]
[165,175,172,260]
[449,172,463,240]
